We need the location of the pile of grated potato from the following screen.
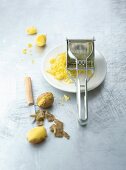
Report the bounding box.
[47,52,72,83]
[47,52,92,83]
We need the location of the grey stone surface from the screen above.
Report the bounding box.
[0,0,126,169]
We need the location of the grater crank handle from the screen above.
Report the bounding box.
[77,78,88,126]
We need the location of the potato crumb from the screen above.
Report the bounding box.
[32,59,35,64]
[28,43,32,48]
[26,26,37,35]
[49,58,56,64]
[22,48,27,54]
[63,95,70,101]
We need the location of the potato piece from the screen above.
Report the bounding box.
[63,95,70,101]
[27,126,47,144]
[37,92,54,108]
[28,43,32,48]
[26,26,37,35]
[22,48,27,54]
[36,34,46,47]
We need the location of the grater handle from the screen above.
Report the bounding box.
[77,78,88,126]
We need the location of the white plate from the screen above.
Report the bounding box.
[42,44,107,93]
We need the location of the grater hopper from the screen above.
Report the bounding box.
[67,38,95,125]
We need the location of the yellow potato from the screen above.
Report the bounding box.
[27,126,47,144]
[36,34,46,47]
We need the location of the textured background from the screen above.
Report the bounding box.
[0,0,126,170]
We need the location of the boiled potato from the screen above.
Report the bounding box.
[37,92,54,108]
[27,126,47,144]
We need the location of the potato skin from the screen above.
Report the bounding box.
[37,92,54,108]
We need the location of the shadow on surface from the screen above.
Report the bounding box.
[88,80,105,101]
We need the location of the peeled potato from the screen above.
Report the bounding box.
[27,126,47,144]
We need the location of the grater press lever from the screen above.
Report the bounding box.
[76,60,88,125]
[67,38,95,126]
